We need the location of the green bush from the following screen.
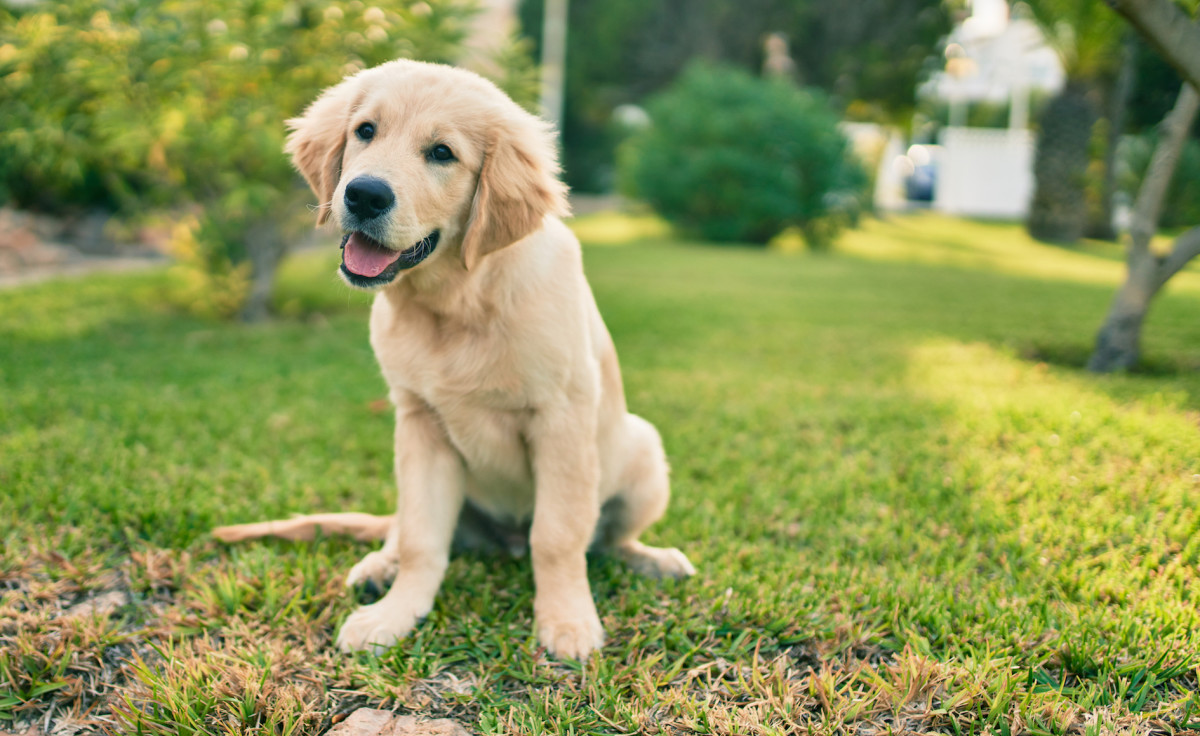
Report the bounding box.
[618,64,864,247]
[0,0,473,212]
[0,0,479,318]
[1117,133,1200,230]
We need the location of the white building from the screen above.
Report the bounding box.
[923,0,1065,129]
[900,0,1066,219]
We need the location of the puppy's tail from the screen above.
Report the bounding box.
[212,512,391,543]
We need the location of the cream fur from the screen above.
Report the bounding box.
[212,60,694,660]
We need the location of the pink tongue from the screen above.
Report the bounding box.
[344,232,401,277]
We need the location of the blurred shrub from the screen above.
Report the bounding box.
[167,214,252,320]
[0,0,476,318]
[619,63,864,247]
[1118,133,1200,230]
[0,0,472,212]
[485,34,542,112]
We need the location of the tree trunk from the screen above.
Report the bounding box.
[1088,83,1200,372]
[239,220,288,323]
[1087,255,1157,371]
[1028,82,1099,243]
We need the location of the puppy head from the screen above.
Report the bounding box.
[285,60,568,289]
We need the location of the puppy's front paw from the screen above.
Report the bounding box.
[335,599,421,654]
[537,608,605,660]
[345,551,400,592]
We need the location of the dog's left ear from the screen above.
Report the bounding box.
[461,115,569,270]
[285,77,361,226]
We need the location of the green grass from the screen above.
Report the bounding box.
[3,212,1200,734]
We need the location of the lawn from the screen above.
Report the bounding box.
[3,212,1200,735]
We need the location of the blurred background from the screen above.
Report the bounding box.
[3,0,1198,358]
[1,1,1197,350]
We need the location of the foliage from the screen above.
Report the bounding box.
[518,0,950,191]
[0,0,471,212]
[166,214,253,320]
[4,213,1200,732]
[0,0,475,317]
[483,33,542,113]
[1127,33,1200,133]
[1118,131,1200,229]
[1025,0,1126,79]
[619,64,864,247]
[1118,34,1200,232]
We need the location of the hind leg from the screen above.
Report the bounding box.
[605,415,695,579]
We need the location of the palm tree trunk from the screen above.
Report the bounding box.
[1028,82,1098,243]
[1088,83,1200,372]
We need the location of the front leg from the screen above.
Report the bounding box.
[528,401,604,659]
[337,391,465,653]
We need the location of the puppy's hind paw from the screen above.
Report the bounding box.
[617,541,696,580]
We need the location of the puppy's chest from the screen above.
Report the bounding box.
[437,402,535,520]
[374,315,533,406]
[372,309,544,494]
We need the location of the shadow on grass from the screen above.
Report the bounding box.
[1016,338,1200,376]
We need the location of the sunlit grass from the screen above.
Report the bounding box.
[836,212,1200,289]
[565,209,672,246]
[2,212,1199,734]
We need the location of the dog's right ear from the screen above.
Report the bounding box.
[285,78,360,225]
[460,114,569,270]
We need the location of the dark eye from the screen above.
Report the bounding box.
[429,143,454,162]
[355,122,375,141]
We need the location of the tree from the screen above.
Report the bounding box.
[1024,0,1126,243]
[1027,81,1103,242]
[0,0,474,320]
[1086,0,1200,371]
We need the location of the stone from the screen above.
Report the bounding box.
[326,709,472,736]
[327,709,395,736]
[392,716,471,736]
[61,590,128,620]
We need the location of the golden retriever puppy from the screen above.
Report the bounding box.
[212,60,694,660]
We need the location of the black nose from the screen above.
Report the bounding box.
[344,176,395,220]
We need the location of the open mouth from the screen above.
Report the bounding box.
[339,230,440,287]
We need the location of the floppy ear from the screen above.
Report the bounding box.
[284,78,361,225]
[461,115,570,270]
